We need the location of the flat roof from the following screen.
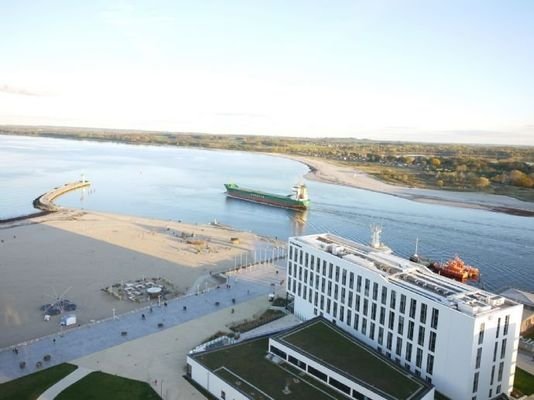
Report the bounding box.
[274,318,431,400]
[191,336,349,400]
[291,234,519,316]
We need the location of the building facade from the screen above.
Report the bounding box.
[286,233,523,400]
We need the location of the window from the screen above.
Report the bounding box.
[472,372,479,393]
[500,338,507,359]
[321,277,326,293]
[426,354,434,375]
[498,361,504,382]
[362,318,367,335]
[329,377,351,395]
[221,390,226,400]
[364,279,370,296]
[334,284,338,299]
[328,263,333,278]
[406,342,413,362]
[354,314,359,330]
[335,266,340,281]
[288,263,292,276]
[388,311,395,330]
[320,294,324,310]
[370,322,375,340]
[381,287,388,305]
[429,331,436,353]
[475,347,482,369]
[371,303,377,320]
[349,272,354,289]
[408,321,415,340]
[333,302,338,318]
[347,310,352,326]
[496,317,501,338]
[420,303,427,324]
[416,348,423,368]
[396,337,402,356]
[304,253,308,266]
[341,288,345,304]
[409,299,417,319]
[308,365,327,382]
[496,385,501,395]
[355,295,361,311]
[289,246,293,261]
[400,294,406,314]
[504,315,510,336]
[363,299,369,316]
[299,249,303,264]
[348,291,353,308]
[270,345,287,359]
[327,281,332,296]
[398,316,405,335]
[357,275,362,292]
[342,269,347,285]
[327,299,331,314]
[478,323,485,345]
[372,283,378,300]
[387,332,393,350]
[340,306,345,322]
[322,260,327,276]
[431,308,439,329]
[288,355,307,370]
[380,307,386,325]
[418,326,425,346]
[390,290,397,309]
[378,327,384,345]
[493,342,498,362]
[490,365,495,385]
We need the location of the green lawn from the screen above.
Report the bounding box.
[514,367,534,396]
[0,363,77,400]
[195,337,347,400]
[280,320,424,400]
[55,371,160,400]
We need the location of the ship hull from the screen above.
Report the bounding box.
[225,184,309,210]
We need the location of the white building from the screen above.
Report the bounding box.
[286,232,523,400]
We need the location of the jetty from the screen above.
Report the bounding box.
[33,179,91,212]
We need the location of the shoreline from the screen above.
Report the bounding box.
[0,209,279,348]
[280,154,534,217]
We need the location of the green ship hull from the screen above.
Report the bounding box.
[224,183,310,210]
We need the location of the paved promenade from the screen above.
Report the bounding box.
[0,270,274,383]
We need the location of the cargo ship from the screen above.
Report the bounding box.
[224,183,310,210]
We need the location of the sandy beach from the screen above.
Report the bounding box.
[283,155,534,216]
[0,209,281,348]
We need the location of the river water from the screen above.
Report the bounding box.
[1,134,533,292]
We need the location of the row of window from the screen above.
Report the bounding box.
[270,344,370,400]
[478,315,511,346]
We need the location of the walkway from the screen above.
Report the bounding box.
[0,267,276,383]
[37,366,92,400]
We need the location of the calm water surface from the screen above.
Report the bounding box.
[1,135,533,292]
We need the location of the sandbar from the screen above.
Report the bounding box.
[283,155,534,216]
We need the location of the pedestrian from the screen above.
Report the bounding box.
[141,314,145,320]
[53,338,56,344]
[149,306,153,313]
[164,302,167,307]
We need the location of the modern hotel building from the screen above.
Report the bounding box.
[286,232,523,400]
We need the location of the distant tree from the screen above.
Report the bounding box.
[436,179,444,188]
[475,177,491,188]
[430,158,441,168]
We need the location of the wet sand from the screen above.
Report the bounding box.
[0,210,275,348]
[283,155,534,216]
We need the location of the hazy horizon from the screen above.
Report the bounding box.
[1,1,533,145]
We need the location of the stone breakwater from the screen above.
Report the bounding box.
[33,180,91,212]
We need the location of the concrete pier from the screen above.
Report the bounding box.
[33,180,91,212]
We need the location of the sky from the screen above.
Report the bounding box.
[0,0,533,145]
